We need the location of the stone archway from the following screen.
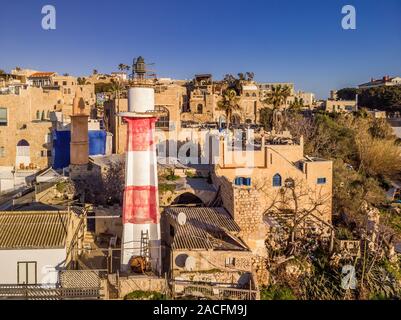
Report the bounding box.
[172,192,204,205]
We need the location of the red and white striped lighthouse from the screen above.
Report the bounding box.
[119,66,162,273]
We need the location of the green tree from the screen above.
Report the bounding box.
[259,107,274,130]
[263,84,291,109]
[217,88,240,128]
[289,97,304,110]
[118,63,130,72]
[336,88,358,100]
[77,77,87,85]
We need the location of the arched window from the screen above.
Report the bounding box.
[36,110,40,120]
[155,106,170,129]
[17,139,30,147]
[16,139,30,167]
[272,174,282,187]
[197,104,203,114]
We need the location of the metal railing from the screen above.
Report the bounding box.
[170,280,258,300]
[0,285,102,300]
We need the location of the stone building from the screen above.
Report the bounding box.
[211,132,333,256]
[162,207,252,273]
[182,75,264,125]
[104,79,187,154]
[161,207,258,296]
[0,73,96,192]
[325,99,357,113]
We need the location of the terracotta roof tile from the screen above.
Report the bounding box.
[28,72,56,78]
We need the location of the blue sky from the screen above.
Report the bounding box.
[0,0,400,98]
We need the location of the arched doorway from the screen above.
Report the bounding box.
[16,139,30,167]
[218,115,227,129]
[172,192,203,205]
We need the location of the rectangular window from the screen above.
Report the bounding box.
[0,108,7,126]
[62,81,67,86]
[17,261,37,285]
[317,177,327,185]
[44,133,51,144]
[225,257,236,268]
[0,147,5,157]
[41,150,51,157]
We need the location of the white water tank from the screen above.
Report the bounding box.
[128,87,155,113]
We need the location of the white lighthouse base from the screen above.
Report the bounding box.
[121,223,161,275]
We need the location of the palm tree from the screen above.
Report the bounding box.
[262,85,292,131]
[0,69,5,75]
[217,88,240,128]
[263,84,291,109]
[118,63,130,72]
[77,77,87,85]
[289,97,304,110]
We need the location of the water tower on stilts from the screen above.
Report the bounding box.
[119,57,163,274]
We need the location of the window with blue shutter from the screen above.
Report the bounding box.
[272,174,282,187]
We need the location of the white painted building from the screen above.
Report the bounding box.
[0,210,81,285]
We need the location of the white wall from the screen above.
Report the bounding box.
[392,127,401,139]
[0,178,14,192]
[0,248,66,285]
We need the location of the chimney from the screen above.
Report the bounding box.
[70,88,89,165]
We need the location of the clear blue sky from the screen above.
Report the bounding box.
[0,0,400,98]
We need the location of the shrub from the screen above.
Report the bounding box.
[124,290,166,300]
[260,285,296,300]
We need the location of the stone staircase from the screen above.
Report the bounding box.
[107,274,119,299]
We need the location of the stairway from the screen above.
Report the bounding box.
[107,274,119,299]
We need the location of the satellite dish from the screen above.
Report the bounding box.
[177,212,187,226]
[184,256,196,271]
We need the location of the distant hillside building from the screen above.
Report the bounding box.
[358,75,401,89]
[325,99,357,113]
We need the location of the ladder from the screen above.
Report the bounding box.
[140,230,150,259]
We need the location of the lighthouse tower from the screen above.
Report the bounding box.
[119,57,162,274]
